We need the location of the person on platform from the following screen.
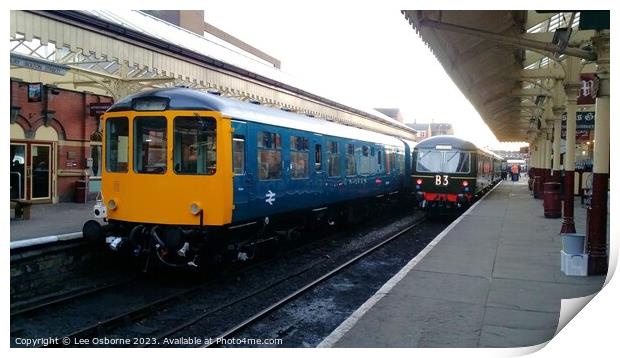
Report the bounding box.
[511,164,520,182]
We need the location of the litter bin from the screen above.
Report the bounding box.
[74,180,87,203]
[543,182,562,218]
[533,175,543,199]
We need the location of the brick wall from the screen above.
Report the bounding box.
[11,80,113,202]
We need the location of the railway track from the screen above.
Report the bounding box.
[10,276,139,317]
[11,209,426,348]
[200,220,424,348]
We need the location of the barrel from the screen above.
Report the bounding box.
[533,175,543,199]
[543,182,562,218]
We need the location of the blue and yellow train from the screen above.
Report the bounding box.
[84,88,417,267]
[411,135,504,210]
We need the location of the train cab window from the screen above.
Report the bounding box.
[257,131,282,180]
[105,117,129,172]
[233,136,245,175]
[134,116,167,174]
[327,141,340,177]
[290,135,309,179]
[345,143,356,176]
[314,144,322,171]
[444,151,470,173]
[385,149,392,175]
[416,150,443,172]
[173,116,217,175]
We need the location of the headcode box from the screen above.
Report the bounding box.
[561,250,588,276]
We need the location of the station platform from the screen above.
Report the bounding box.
[10,202,98,242]
[320,179,607,348]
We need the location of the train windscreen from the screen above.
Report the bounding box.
[416,149,470,173]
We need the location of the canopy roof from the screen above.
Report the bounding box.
[402,10,595,142]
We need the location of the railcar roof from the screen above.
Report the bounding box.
[108,88,405,148]
[414,135,479,151]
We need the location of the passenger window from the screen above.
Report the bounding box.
[327,141,340,178]
[173,116,217,175]
[290,135,309,179]
[346,143,356,176]
[360,145,370,175]
[258,131,282,180]
[315,144,322,171]
[233,136,245,175]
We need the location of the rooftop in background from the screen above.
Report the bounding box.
[374,108,405,123]
[405,122,454,140]
[142,10,282,69]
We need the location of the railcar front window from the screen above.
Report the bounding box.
[173,116,217,175]
[105,117,129,172]
[134,116,167,174]
[444,151,470,173]
[416,150,442,172]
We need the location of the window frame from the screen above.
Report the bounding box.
[345,143,356,177]
[233,135,245,176]
[257,130,282,181]
[290,135,309,180]
[327,140,341,178]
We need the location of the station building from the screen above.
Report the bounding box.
[10,10,415,204]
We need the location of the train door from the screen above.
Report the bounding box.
[312,134,325,205]
[231,121,251,206]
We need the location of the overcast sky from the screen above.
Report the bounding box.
[204,4,527,150]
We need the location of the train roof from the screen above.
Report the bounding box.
[108,88,405,148]
[415,135,504,160]
[414,135,479,151]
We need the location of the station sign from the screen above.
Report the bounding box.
[89,103,113,117]
[10,53,69,76]
[561,111,595,129]
[561,111,595,141]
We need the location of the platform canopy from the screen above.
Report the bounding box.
[402,11,598,142]
[10,10,416,140]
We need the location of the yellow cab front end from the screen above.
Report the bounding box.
[101,109,233,227]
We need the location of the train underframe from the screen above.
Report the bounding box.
[415,191,473,210]
[83,191,406,270]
